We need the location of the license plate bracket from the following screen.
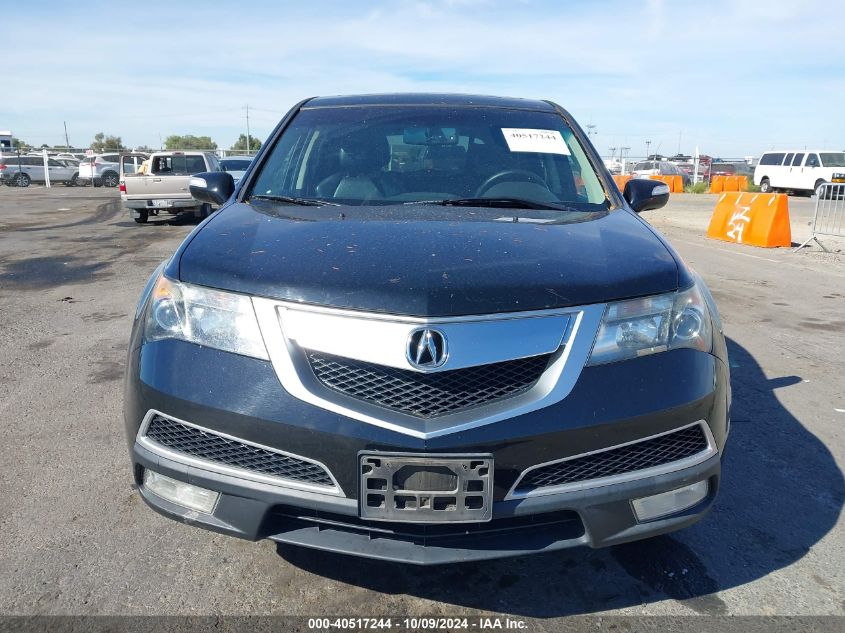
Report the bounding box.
[359,453,493,523]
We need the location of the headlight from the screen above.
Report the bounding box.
[587,284,712,365]
[144,275,268,360]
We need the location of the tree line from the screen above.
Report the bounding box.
[9,133,260,153]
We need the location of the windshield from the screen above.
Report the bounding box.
[248,105,608,209]
[221,159,252,171]
[820,152,845,167]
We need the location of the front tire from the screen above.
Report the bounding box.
[134,210,149,224]
[194,203,212,220]
[16,173,31,187]
[814,179,828,199]
[759,177,772,193]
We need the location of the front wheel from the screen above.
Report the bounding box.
[16,173,31,187]
[814,179,829,199]
[134,210,149,224]
[194,203,212,220]
[759,177,772,193]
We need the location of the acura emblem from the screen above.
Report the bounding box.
[407,328,448,369]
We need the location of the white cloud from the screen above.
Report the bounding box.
[2,0,842,155]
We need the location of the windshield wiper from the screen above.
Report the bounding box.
[250,194,340,207]
[407,198,585,212]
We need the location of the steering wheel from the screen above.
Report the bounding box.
[474,169,547,197]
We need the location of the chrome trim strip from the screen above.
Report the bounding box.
[252,298,606,440]
[136,409,344,497]
[504,421,718,500]
[278,304,571,372]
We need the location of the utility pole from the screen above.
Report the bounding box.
[620,146,631,174]
[63,121,70,148]
[586,124,597,138]
[645,140,652,160]
[245,104,252,153]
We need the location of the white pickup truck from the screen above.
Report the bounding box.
[119,151,221,224]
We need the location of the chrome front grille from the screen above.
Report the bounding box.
[306,351,552,419]
[512,424,712,496]
[143,414,335,489]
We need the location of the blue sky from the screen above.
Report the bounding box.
[3,0,843,158]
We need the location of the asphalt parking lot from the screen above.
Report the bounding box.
[0,186,843,622]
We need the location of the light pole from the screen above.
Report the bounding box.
[245,104,252,154]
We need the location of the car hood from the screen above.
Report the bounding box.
[176,202,680,317]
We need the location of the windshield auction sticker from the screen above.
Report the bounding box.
[501,128,571,155]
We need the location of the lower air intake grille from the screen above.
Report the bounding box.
[515,424,710,494]
[306,352,552,419]
[144,414,334,487]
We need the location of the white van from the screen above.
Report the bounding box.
[754,150,845,195]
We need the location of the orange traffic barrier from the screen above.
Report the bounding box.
[612,174,631,189]
[709,175,724,193]
[648,175,684,192]
[710,175,748,193]
[706,192,791,247]
[670,175,683,192]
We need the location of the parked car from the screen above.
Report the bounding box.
[119,151,220,223]
[754,150,845,195]
[0,155,78,187]
[710,162,752,178]
[125,93,729,565]
[55,152,87,161]
[78,153,122,187]
[55,158,81,186]
[631,160,691,187]
[219,155,254,184]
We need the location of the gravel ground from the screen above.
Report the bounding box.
[0,186,842,626]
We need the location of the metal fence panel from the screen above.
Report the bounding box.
[794,183,845,251]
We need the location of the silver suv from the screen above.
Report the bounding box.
[0,155,79,187]
[78,153,122,187]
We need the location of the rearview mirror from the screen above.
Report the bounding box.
[403,127,458,145]
[189,171,235,206]
[623,178,671,213]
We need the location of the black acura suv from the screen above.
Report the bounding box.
[124,94,730,565]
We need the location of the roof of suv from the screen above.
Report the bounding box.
[303,93,558,112]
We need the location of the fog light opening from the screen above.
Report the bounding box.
[632,480,709,522]
[143,469,220,514]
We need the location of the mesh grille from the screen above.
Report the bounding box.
[270,505,584,541]
[515,425,709,493]
[144,415,334,487]
[306,352,552,419]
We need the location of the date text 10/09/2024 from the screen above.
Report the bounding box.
[307,617,529,630]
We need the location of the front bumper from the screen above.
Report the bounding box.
[125,338,729,564]
[125,199,198,213]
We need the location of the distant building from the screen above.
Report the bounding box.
[0,130,12,154]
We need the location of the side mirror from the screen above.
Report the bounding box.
[189,171,235,206]
[623,178,671,213]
